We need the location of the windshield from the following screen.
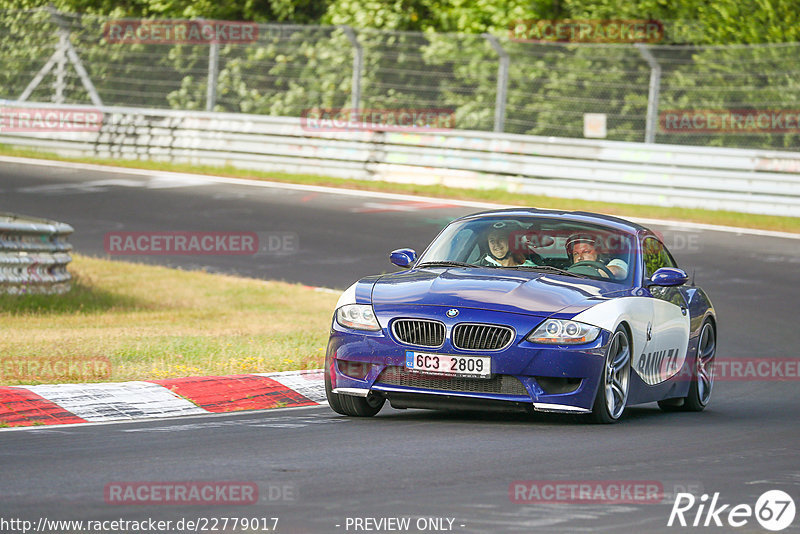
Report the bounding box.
[418,216,636,284]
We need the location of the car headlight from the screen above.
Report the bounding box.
[527,319,600,344]
[336,304,381,331]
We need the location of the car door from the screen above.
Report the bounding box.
[633,236,691,385]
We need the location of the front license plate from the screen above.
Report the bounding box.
[405,351,491,378]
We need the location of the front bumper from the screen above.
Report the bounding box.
[327,306,610,414]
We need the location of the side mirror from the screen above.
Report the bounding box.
[648,267,689,287]
[390,248,416,268]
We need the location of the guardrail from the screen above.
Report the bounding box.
[1,102,799,216]
[0,213,73,295]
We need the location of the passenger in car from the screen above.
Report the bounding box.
[478,222,540,267]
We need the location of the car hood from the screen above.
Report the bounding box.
[370,267,626,317]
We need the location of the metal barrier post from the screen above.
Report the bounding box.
[341,26,363,114]
[636,43,662,144]
[207,41,219,112]
[483,33,509,133]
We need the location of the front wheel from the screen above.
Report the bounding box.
[590,325,631,424]
[659,320,715,412]
[324,361,385,417]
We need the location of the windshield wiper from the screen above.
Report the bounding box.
[416,261,477,268]
[508,264,592,279]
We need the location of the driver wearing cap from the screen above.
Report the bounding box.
[565,234,628,280]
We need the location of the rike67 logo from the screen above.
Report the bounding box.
[668,490,795,531]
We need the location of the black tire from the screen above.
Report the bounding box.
[658,320,716,413]
[324,360,385,417]
[590,325,631,424]
[324,363,348,415]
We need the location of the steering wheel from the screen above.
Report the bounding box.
[567,260,614,279]
[525,251,545,265]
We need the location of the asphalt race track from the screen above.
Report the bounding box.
[2,159,800,533]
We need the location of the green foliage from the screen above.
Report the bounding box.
[323,0,433,31]
[1,0,329,22]
[2,0,798,149]
[561,0,800,45]
[4,0,800,44]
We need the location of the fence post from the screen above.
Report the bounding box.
[341,26,363,113]
[206,41,219,111]
[53,31,67,103]
[482,34,509,133]
[635,43,661,144]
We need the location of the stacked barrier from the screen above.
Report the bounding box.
[0,213,73,294]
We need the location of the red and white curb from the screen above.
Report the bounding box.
[0,370,325,428]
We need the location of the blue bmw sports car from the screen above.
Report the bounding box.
[325,209,717,423]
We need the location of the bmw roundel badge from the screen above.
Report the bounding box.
[446,309,459,318]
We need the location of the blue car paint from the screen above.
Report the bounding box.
[370,268,625,316]
[329,209,716,414]
[327,311,610,411]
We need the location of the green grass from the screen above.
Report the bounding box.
[0,254,339,386]
[1,143,798,233]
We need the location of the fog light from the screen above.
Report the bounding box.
[535,376,582,395]
[337,359,370,379]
